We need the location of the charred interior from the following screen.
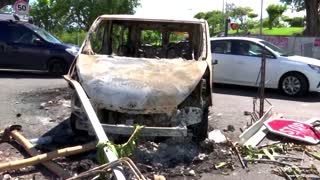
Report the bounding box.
[84,20,205,60]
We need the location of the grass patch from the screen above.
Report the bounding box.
[229,27,304,36]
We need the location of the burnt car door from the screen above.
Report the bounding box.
[5,24,50,70]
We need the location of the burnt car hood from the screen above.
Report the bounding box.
[76,54,208,114]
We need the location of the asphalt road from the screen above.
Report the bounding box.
[0,71,67,137]
[0,71,320,179]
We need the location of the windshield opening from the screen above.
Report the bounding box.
[29,25,61,44]
[84,20,205,60]
[259,40,289,56]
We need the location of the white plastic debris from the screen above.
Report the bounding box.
[188,169,196,176]
[208,130,227,143]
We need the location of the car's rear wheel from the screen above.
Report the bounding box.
[48,59,68,75]
[189,107,209,143]
[279,72,308,96]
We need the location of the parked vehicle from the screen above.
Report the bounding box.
[211,37,320,96]
[67,15,212,142]
[0,13,78,75]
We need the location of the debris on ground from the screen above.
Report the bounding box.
[2,87,320,180]
[208,130,227,143]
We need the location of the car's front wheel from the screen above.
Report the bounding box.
[189,107,209,143]
[48,59,68,76]
[279,72,308,96]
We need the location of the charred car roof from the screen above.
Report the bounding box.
[97,15,206,24]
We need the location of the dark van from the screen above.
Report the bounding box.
[0,14,78,75]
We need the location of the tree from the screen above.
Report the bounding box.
[228,6,253,32]
[30,0,140,32]
[266,4,287,30]
[290,17,305,27]
[280,0,320,36]
[248,13,258,19]
[194,10,224,36]
[0,0,15,9]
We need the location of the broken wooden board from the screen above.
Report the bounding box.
[244,112,283,147]
[239,106,285,147]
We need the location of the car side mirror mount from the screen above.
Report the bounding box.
[33,38,43,45]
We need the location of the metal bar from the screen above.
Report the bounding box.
[259,50,266,118]
[101,124,187,137]
[64,75,126,180]
[259,0,263,35]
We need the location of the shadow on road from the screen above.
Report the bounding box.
[213,83,320,103]
[0,70,63,79]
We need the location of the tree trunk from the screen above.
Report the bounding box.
[0,0,15,9]
[304,0,320,36]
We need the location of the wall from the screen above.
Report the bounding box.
[248,35,320,59]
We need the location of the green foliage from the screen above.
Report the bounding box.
[194,10,224,36]
[239,144,286,161]
[248,13,258,19]
[54,31,86,46]
[227,5,253,33]
[266,4,287,30]
[228,27,303,36]
[141,30,162,45]
[246,20,256,30]
[0,4,13,13]
[96,125,144,164]
[290,16,304,27]
[0,0,15,9]
[280,0,305,11]
[30,0,140,33]
[229,6,253,24]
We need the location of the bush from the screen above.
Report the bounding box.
[290,17,304,27]
[263,18,269,28]
[55,31,86,46]
[246,20,258,29]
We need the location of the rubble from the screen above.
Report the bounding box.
[208,130,227,143]
[2,83,320,180]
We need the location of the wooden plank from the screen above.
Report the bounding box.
[239,106,273,144]
[241,112,283,147]
[0,141,96,172]
[9,130,71,178]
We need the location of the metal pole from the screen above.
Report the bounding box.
[259,50,266,118]
[64,76,126,180]
[259,0,263,35]
[222,0,225,13]
[224,0,229,37]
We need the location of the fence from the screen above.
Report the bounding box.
[249,35,320,59]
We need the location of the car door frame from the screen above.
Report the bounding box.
[6,23,51,70]
[211,39,237,84]
[228,39,278,87]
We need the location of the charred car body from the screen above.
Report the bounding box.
[67,15,212,142]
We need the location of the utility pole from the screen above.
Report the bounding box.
[259,0,263,35]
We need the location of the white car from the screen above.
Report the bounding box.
[211,37,320,96]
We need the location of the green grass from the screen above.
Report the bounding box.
[229,27,304,36]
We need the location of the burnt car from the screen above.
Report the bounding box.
[67,15,212,142]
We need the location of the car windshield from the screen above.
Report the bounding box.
[29,25,61,44]
[259,40,289,56]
